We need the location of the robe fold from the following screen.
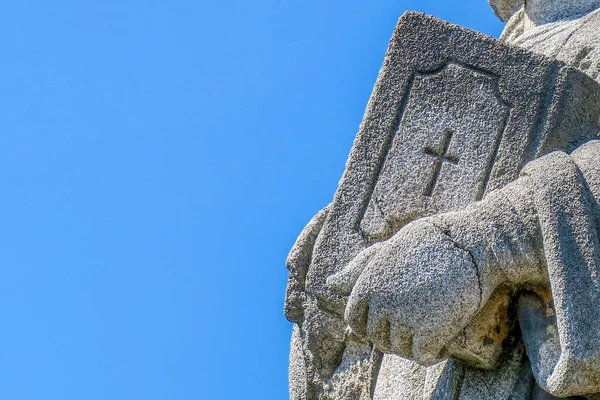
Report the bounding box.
[520,140,600,397]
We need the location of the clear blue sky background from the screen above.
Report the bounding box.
[0,1,504,399]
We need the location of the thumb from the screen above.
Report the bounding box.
[326,242,384,296]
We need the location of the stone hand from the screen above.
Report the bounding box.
[327,219,483,366]
[327,176,547,366]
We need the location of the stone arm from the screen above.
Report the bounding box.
[329,172,546,365]
[329,141,600,398]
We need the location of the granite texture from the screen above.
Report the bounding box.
[489,0,524,22]
[286,5,600,400]
[337,142,600,397]
[304,12,600,317]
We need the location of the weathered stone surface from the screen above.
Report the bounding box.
[305,11,600,315]
[457,344,532,400]
[290,325,308,400]
[489,0,523,22]
[359,64,511,242]
[286,6,600,400]
[371,355,426,400]
[515,142,600,397]
[337,143,600,396]
[501,2,600,68]
[285,205,330,324]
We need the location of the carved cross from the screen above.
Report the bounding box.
[423,129,460,197]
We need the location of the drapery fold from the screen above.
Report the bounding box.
[520,141,600,397]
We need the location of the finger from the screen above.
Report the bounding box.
[327,242,384,296]
[412,334,444,366]
[367,305,391,353]
[389,322,414,360]
[345,289,370,339]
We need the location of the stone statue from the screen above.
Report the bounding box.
[285,1,600,399]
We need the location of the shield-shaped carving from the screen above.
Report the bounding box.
[361,62,511,240]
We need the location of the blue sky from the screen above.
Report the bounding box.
[0,1,504,399]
